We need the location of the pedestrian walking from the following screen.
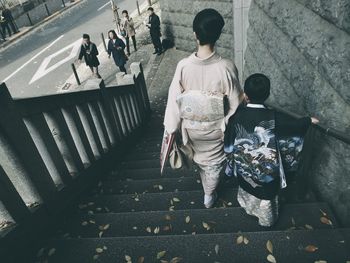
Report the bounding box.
[121,10,137,56]
[2,7,18,34]
[0,20,6,41]
[146,7,162,55]
[107,30,128,74]
[78,34,101,78]
[163,9,243,208]
[0,8,11,38]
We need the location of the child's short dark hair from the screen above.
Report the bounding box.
[82,33,90,39]
[148,7,154,12]
[193,9,225,46]
[244,73,271,103]
[122,10,128,14]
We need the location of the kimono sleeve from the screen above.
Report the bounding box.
[275,112,311,137]
[163,61,184,134]
[223,61,244,124]
[224,115,237,154]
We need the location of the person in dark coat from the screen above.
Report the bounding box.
[0,9,11,38]
[107,30,128,74]
[146,7,162,55]
[0,19,6,41]
[2,7,18,34]
[78,34,101,78]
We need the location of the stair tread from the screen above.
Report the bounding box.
[78,189,239,213]
[61,203,337,238]
[109,167,196,180]
[37,229,350,263]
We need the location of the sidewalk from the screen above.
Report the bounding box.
[59,0,161,93]
[0,0,85,50]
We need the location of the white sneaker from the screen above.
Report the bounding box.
[204,192,217,208]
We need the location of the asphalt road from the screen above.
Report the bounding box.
[0,0,146,99]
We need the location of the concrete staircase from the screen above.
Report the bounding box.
[32,118,350,263]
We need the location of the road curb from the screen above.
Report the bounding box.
[0,0,85,50]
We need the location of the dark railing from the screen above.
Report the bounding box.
[0,62,151,262]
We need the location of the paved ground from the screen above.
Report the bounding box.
[0,0,153,99]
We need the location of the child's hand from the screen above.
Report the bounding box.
[311,117,319,124]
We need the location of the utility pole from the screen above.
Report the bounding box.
[110,0,121,33]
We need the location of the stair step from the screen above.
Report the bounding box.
[92,176,235,195]
[109,167,196,180]
[78,189,238,213]
[62,203,337,238]
[120,159,164,169]
[36,229,350,263]
[123,151,160,161]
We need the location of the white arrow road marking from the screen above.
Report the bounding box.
[97,1,111,11]
[29,39,82,84]
[2,35,64,83]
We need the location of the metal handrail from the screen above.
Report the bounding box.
[266,103,350,145]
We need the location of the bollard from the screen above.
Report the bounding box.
[26,13,33,26]
[44,3,50,16]
[71,63,81,85]
[101,32,107,52]
[136,1,141,15]
[61,0,66,7]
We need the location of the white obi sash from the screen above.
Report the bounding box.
[176,90,226,136]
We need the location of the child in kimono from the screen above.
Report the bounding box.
[163,9,243,208]
[224,73,319,226]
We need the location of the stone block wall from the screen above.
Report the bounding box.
[244,0,350,226]
[159,0,235,60]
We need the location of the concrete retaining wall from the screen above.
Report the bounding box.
[14,0,65,28]
[244,0,350,226]
[159,0,235,60]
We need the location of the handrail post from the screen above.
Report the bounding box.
[101,32,107,52]
[136,1,141,15]
[71,63,81,85]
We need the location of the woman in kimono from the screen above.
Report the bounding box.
[163,9,243,208]
[107,30,128,74]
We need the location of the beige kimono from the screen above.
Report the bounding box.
[164,52,243,195]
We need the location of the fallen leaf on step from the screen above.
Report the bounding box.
[291,217,296,226]
[89,220,96,224]
[134,197,140,202]
[305,245,318,252]
[173,197,180,202]
[81,221,88,226]
[154,226,160,234]
[125,255,132,262]
[48,248,56,257]
[319,209,327,217]
[93,254,99,260]
[190,201,195,205]
[137,257,145,263]
[215,244,219,255]
[170,257,183,263]
[202,222,210,230]
[236,235,244,244]
[266,240,273,254]
[267,254,277,263]
[169,206,175,211]
[185,216,190,224]
[157,250,166,259]
[96,248,104,254]
[227,202,233,206]
[98,231,104,238]
[159,185,164,190]
[305,224,313,230]
[103,246,107,250]
[146,227,152,233]
[320,217,333,226]
[37,248,45,258]
[243,237,249,245]
[103,224,110,230]
[165,215,172,221]
[314,261,327,263]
